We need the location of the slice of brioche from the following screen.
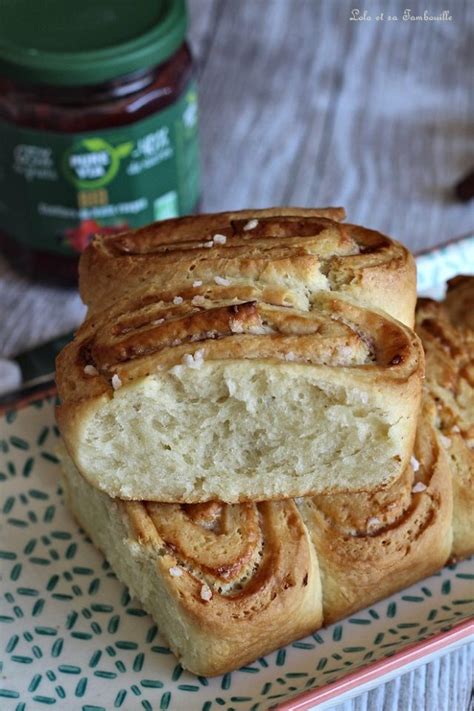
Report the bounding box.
[79,207,416,327]
[56,291,424,502]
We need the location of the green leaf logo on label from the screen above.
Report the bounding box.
[62,138,134,189]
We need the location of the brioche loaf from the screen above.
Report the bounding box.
[79,207,416,327]
[57,208,421,502]
[58,282,472,676]
[56,290,423,502]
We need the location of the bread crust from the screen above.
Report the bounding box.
[61,448,323,676]
[79,207,416,327]
[415,276,474,560]
[299,397,453,624]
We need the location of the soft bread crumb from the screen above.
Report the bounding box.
[243,219,258,231]
[84,365,98,376]
[111,374,122,390]
[78,362,412,502]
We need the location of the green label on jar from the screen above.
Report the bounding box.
[0,81,199,255]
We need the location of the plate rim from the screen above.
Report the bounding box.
[0,382,57,416]
[276,618,473,710]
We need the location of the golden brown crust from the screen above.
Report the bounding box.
[127,499,320,637]
[415,279,474,560]
[57,291,422,407]
[299,397,453,624]
[62,466,323,676]
[79,207,416,327]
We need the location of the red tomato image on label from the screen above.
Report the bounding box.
[62,220,129,252]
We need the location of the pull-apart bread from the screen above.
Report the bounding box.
[59,281,474,676]
[57,209,422,502]
[415,275,474,560]
[79,207,416,327]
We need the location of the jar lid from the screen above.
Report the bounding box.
[0,0,187,86]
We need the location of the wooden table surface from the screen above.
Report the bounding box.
[0,1,472,708]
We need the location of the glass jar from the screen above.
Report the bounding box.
[0,0,200,285]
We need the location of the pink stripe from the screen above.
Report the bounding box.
[277,618,474,710]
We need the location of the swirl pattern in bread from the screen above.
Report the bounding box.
[79,207,416,326]
[415,275,474,560]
